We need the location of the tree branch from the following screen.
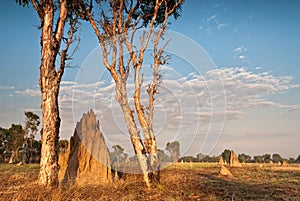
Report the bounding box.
[54,0,68,51]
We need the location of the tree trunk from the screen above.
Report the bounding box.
[22,136,28,164]
[9,150,19,164]
[38,83,60,187]
[134,69,160,184]
[115,81,150,187]
[37,3,61,187]
[144,128,160,183]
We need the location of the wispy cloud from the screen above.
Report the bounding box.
[286,104,300,112]
[0,85,14,90]
[234,45,248,62]
[12,67,299,154]
[206,14,218,22]
[217,23,228,30]
[16,89,40,97]
[199,14,229,33]
[234,45,247,53]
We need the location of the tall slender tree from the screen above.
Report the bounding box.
[22,111,40,164]
[80,0,183,187]
[8,124,24,164]
[165,141,180,162]
[16,0,81,187]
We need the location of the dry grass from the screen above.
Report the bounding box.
[0,163,300,200]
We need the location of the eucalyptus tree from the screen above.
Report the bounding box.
[80,0,184,187]
[22,111,40,164]
[16,0,81,187]
[165,141,180,162]
[8,124,24,164]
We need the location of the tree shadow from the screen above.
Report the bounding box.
[196,167,300,200]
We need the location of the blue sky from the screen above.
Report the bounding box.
[0,0,299,158]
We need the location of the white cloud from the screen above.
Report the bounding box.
[255,66,262,70]
[0,85,14,90]
[16,89,40,97]
[199,14,229,33]
[217,23,228,30]
[233,45,248,62]
[12,67,300,155]
[56,67,299,129]
[286,104,300,112]
[234,45,247,53]
[238,55,246,60]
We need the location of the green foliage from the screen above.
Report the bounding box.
[238,153,252,163]
[8,124,24,153]
[157,149,171,162]
[2,124,24,163]
[112,144,124,156]
[0,113,41,163]
[89,0,184,38]
[296,155,300,163]
[221,149,231,163]
[272,153,283,163]
[288,157,295,163]
[253,155,264,163]
[200,155,219,163]
[110,144,126,167]
[178,156,197,163]
[263,153,271,163]
[23,111,40,163]
[15,0,30,7]
[196,153,205,161]
[0,127,10,162]
[132,0,184,27]
[24,111,40,139]
[165,141,180,162]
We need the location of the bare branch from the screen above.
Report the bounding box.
[57,15,75,82]
[54,0,68,50]
[82,3,119,82]
[147,0,181,127]
[31,0,44,19]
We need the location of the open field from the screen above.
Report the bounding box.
[0,163,299,201]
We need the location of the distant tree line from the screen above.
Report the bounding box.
[0,112,69,164]
[177,149,300,164]
[2,122,300,166]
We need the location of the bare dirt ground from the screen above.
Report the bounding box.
[0,163,299,201]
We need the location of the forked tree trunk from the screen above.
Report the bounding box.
[115,81,150,187]
[144,128,160,182]
[82,0,181,188]
[134,68,160,184]
[134,93,160,183]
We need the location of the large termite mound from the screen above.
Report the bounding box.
[229,150,242,167]
[58,110,111,185]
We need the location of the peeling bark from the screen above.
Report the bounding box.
[32,0,70,187]
[115,81,150,187]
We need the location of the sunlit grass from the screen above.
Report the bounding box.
[0,163,39,172]
[166,162,219,170]
[0,162,299,200]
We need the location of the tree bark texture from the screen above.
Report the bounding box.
[35,0,68,187]
[115,80,150,187]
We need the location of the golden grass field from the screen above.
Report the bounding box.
[0,162,299,201]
